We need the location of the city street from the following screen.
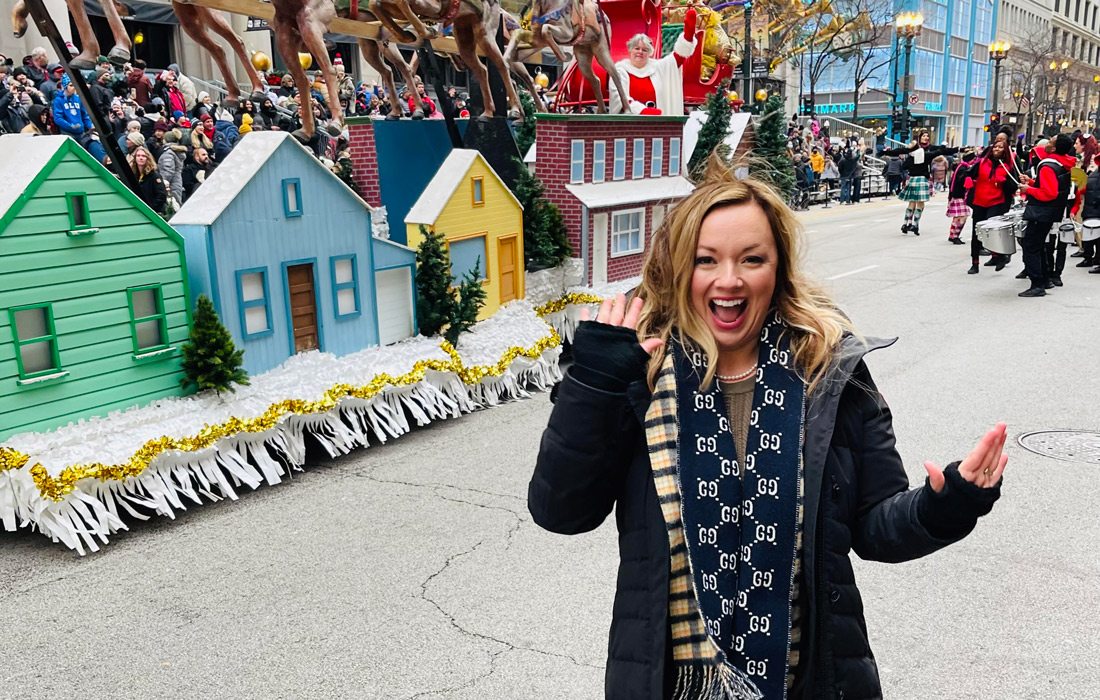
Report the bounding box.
[3,195,1099,699]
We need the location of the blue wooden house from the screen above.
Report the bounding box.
[0,134,190,440]
[171,131,417,375]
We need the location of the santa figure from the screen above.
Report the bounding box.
[609,7,697,116]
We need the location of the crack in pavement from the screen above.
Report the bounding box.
[348,475,601,698]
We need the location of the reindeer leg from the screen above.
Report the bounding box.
[272,22,315,141]
[378,39,425,119]
[65,0,101,70]
[361,39,399,120]
[396,1,437,41]
[454,19,494,120]
[100,0,131,64]
[369,0,418,44]
[479,30,523,120]
[299,16,345,135]
[503,33,545,112]
[539,24,568,64]
[590,35,628,113]
[173,4,240,106]
[197,5,268,99]
[12,0,28,38]
[573,46,606,113]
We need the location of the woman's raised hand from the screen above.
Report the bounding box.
[580,293,664,355]
[924,422,1008,492]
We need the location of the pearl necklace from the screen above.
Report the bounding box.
[716,364,758,382]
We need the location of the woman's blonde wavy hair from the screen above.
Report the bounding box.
[636,156,856,395]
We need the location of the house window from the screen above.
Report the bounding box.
[669,138,681,176]
[570,139,585,183]
[471,177,484,206]
[611,208,645,256]
[613,139,626,180]
[282,178,303,217]
[592,140,606,183]
[236,268,272,337]
[127,285,169,353]
[651,138,664,177]
[450,235,488,283]
[331,255,360,318]
[632,139,645,179]
[65,192,94,235]
[9,304,61,380]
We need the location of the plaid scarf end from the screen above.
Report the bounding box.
[669,662,764,700]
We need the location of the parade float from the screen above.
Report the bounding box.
[0,0,738,554]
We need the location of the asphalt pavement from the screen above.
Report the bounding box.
[3,193,1099,699]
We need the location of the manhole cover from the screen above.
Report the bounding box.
[1017,430,1100,465]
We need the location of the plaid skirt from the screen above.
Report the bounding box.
[899,175,931,202]
[946,198,970,218]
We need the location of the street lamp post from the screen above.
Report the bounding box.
[1048,59,1070,134]
[743,0,754,109]
[989,40,1009,121]
[895,11,924,141]
[1093,74,1099,136]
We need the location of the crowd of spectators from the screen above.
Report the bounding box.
[0,46,479,217]
[786,114,885,209]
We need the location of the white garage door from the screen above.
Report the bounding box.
[375,267,415,345]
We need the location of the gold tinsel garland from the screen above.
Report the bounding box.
[1,329,564,502]
[533,292,603,317]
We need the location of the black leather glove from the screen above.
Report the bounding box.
[568,321,651,393]
[918,461,1002,540]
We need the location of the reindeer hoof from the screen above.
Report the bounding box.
[326,123,343,137]
[508,108,523,122]
[385,113,402,121]
[70,57,96,71]
[291,128,313,144]
[395,28,418,44]
[411,109,425,120]
[250,91,267,103]
[107,46,130,66]
[476,114,493,123]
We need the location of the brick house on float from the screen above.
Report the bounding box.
[531,114,695,286]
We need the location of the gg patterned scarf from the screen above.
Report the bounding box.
[644,312,805,699]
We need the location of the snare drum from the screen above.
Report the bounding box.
[977,218,1018,255]
[1058,221,1077,244]
[1082,218,1100,242]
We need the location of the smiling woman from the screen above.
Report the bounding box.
[529,156,1009,699]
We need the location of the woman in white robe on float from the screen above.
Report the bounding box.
[608,8,697,116]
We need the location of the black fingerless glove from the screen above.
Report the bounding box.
[568,321,652,393]
[917,461,1002,540]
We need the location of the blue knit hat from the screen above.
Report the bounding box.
[60,73,71,88]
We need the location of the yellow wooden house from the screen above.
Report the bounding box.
[405,149,524,320]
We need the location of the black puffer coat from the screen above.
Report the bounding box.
[530,327,999,700]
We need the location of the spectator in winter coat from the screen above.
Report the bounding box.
[851,151,865,203]
[884,154,905,194]
[147,119,169,159]
[809,147,824,178]
[157,129,188,204]
[127,146,167,214]
[89,68,115,116]
[124,130,146,155]
[51,75,106,162]
[24,47,49,87]
[0,79,31,133]
[192,91,214,119]
[118,119,141,152]
[127,61,154,105]
[21,103,50,134]
[155,71,188,118]
[182,146,215,200]
[837,149,856,203]
[531,165,1006,700]
[192,113,215,153]
[39,63,64,104]
[167,64,196,110]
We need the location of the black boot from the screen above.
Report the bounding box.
[1018,287,1046,297]
[968,263,979,274]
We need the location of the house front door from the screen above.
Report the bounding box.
[286,263,319,353]
[591,212,608,285]
[498,235,519,303]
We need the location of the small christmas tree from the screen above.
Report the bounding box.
[512,158,573,270]
[688,84,733,182]
[180,295,249,394]
[514,89,538,159]
[750,94,795,199]
[444,259,487,346]
[332,153,360,195]
[415,225,454,337]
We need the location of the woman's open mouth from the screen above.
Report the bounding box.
[709,298,746,330]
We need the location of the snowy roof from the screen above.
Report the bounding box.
[171,131,322,226]
[524,143,536,163]
[0,135,68,223]
[564,176,695,209]
[405,149,522,225]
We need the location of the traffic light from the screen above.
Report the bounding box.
[989,111,1002,132]
[801,96,814,115]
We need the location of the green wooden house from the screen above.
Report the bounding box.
[0,135,191,441]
